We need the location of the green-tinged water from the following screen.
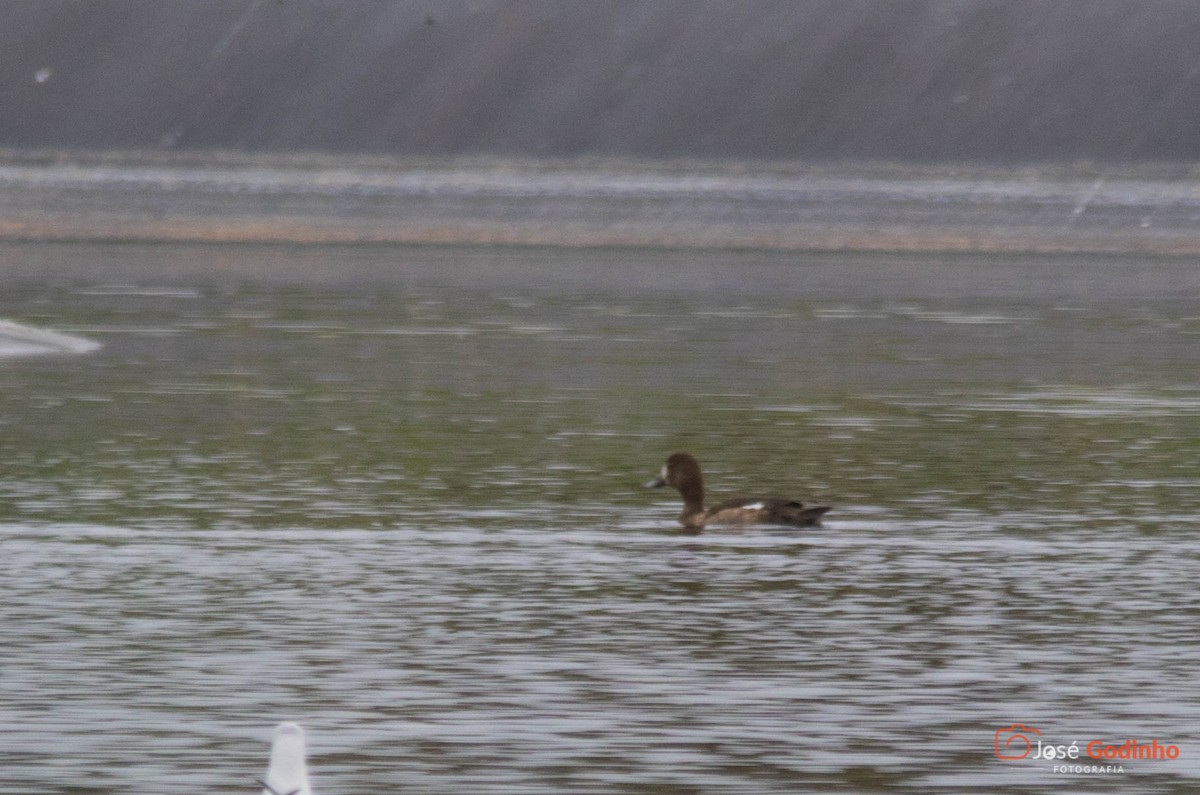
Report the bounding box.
[1,242,1199,793]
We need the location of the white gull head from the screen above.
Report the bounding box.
[260,722,313,795]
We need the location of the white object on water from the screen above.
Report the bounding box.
[0,319,101,358]
[260,722,313,795]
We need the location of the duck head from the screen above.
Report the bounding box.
[646,452,706,526]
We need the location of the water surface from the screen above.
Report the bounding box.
[1,242,1198,793]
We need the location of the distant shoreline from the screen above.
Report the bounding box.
[3,151,1199,255]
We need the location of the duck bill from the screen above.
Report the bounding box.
[644,476,666,489]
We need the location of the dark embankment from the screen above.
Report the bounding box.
[4,0,1200,163]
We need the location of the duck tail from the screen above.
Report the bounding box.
[783,504,832,527]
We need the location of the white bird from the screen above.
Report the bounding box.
[258,722,313,795]
[0,319,101,358]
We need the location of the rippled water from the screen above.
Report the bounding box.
[2,242,1199,793]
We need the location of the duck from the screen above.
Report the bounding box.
[258,722,313,795]
[645,452,830,530]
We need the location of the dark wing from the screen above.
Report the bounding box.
[762,498,831,527]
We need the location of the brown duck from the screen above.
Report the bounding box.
[645,452,831,530]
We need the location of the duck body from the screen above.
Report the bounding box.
[646,452,830,530]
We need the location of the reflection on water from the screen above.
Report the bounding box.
[1,242,1199,793]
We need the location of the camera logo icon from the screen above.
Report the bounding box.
[995,724,1040,760]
